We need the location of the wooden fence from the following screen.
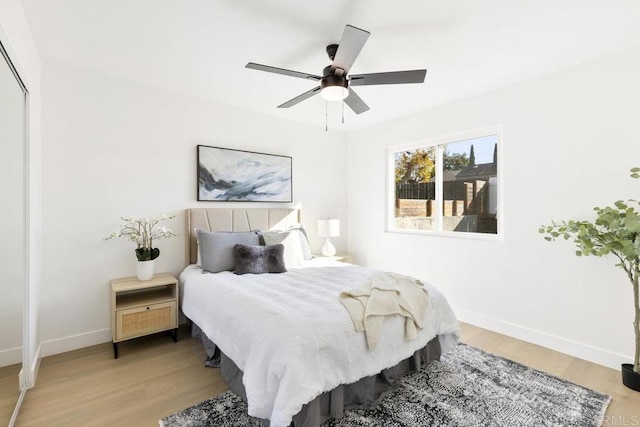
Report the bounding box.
[396,181,468,201]
[395,180,491,217]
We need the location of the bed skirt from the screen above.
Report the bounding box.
[191,323,442,426]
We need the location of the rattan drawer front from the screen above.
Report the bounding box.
[116,301,177,341]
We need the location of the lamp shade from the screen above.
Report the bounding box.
[320,86,348,102]
[317,219,340,238]
[320,74,348,102]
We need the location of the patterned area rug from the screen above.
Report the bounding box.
[160,343,611,427]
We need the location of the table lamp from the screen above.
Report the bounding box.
[317,218,340,257]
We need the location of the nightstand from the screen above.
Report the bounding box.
[110,273,179,359]
[313,254,354,264]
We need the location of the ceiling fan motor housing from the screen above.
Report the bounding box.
[326,44,339,60]
[321,72,348,91]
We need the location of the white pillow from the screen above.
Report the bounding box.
[261,231,305,268]
[287,227,313,260]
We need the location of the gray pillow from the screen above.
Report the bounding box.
[233,244,287,275]
[197,229,260,273]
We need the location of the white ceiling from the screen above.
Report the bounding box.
[20,0,640,131]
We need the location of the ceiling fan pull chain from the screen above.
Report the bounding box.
[342,100,345,124]
[325,100,328,132]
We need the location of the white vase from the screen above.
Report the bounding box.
[137,260,155,281]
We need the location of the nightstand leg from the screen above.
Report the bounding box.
[170,328,178,343]
[113,342,118,359]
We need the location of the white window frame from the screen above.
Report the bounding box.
[386,125,503,240]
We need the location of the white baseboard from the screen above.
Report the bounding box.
[40,328,111,358]
[24,312,634,374]
[19,367,24,390]
[3,343,41,387]
[455,307,631,371]
[27,343,41,388]
[0,346,22,368]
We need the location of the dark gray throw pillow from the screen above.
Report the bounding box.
[233,244,287,275]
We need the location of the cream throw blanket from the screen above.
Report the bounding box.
[339,271,429,350]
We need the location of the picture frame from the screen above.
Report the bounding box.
[197,145,293,202]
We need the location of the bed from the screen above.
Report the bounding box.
[180,208,460,427]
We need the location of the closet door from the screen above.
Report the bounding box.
[0,41,27,426]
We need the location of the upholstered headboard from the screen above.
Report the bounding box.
[186,208,301,265]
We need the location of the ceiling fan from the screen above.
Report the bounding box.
[245,24,427,115]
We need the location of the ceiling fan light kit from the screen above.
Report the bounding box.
[320,75,348,101]
[246,24,427,122]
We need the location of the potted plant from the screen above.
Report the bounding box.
[105,214,177,281]
[539,168,640,391]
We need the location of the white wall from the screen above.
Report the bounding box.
[40,58,348,354]
[347,46,640,370]
[34,24,640,370]
[0,45,26,365]
[0,0,42,385]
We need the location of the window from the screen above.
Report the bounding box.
[387,126,502,238]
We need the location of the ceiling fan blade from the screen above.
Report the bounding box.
[332,25,370,74]
[246,63,322,81]
[277,86,322,108]
[349,69,427,86]
[344,88,370,114]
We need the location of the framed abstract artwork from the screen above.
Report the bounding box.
[197,145,292,202]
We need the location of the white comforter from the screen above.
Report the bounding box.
[180,260,460,427]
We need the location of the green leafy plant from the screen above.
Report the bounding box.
[539,168,640,374]
[105,214,177,261]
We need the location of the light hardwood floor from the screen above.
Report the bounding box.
[0,363,20,427]
[13,323,640,426]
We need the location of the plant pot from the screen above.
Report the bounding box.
[621,363,640,392]
[136,260,155,281]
